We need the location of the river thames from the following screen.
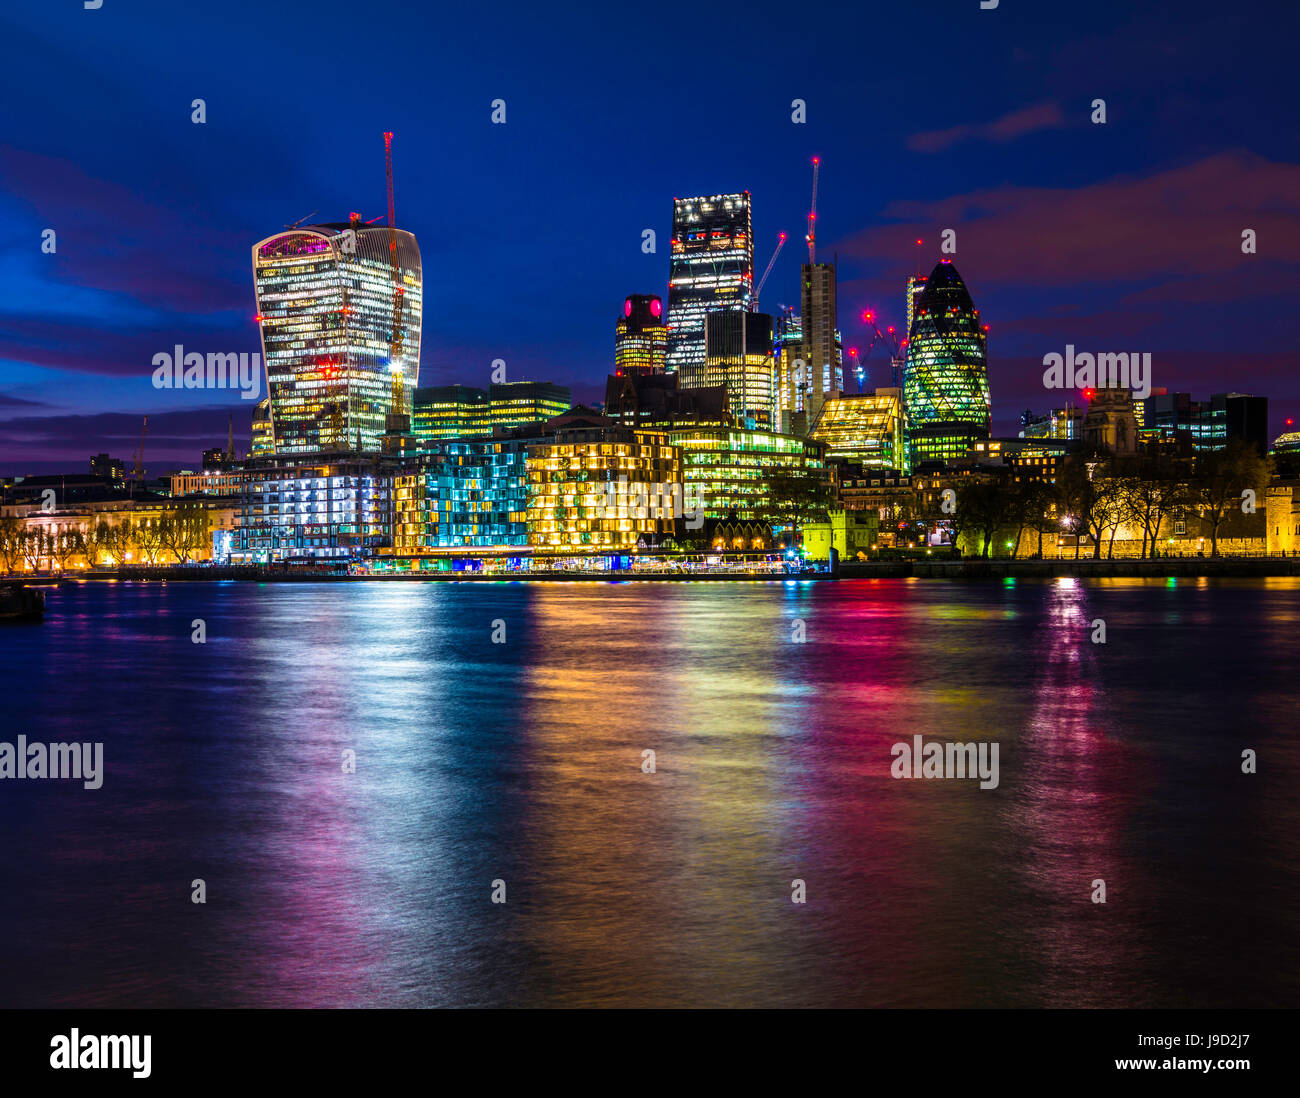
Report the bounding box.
[1,577,1296,1007]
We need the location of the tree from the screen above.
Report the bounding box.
[133,516,167,565]
[159,504,210,563]
[1006,478,1054,559]
[103,517,134,566]
[49,527,81,571]
[952,479,1014,558]
[0,516,24,574]
[21,528,51,571]
[81,520,112,568]
[764,469,832,545]
[1190,441,1272,556]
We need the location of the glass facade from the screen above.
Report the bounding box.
[810,389,909,472]
[393,440,532,551]
[252,225,422,455]
[903,259,990,465]
[703,311,775,429]
[526,428,681,550]
[666,193,753,380]
[667,426,828,521]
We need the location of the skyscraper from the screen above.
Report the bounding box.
[704,311,775,428]
[903,259,990,465]
[252,222,422,454]
[801,261,839,427]
[615,294,668,376]
[666,193,753,382]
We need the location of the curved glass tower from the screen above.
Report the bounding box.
[903,259,990,465]
[252,224,422,454]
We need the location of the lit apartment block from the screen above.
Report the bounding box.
[526,420,681,551]
[392,439,532,551]
[252,222,422,455]
[230,454,395,562]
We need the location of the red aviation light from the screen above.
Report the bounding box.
[1083,388,1096,400]
[254,314,265,323]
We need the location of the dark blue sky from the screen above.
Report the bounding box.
[2,0,1298,473]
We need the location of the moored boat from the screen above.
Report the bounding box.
[0,581,45,622]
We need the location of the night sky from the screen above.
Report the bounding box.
[2,0,1298,474]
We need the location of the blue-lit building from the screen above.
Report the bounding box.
[392,438,535,550]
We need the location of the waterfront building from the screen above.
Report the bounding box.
[251,221,423,455]
[803,509,879,562]
[703,311,776,428]
[392,439,533,552]
[810,389,908,472]
[229,452,395,563]
[525,410,682,551]
[666,425,828,523]
[666,193,753,380]
[615,294,668,376]
[903,259,990,465]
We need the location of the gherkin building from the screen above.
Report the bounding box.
[903,259,991,465]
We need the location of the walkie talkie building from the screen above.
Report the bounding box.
[252,223,422,454]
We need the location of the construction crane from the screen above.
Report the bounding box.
[131,416,148,482]
[384,131,407,420]
[805,157,820,265]
[284,209,318,230]
[753,232,786,313]
[857,310,906,390]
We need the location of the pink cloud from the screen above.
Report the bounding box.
[906,102,1067,153]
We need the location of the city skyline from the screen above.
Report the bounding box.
[3,0,1300,475]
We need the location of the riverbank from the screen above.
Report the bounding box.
[11,557,1300,582]
[840,557,1300,579]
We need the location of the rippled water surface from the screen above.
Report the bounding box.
[2,577,1297,1007]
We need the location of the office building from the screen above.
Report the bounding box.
[252,221,422,454]
[801,261,840,425]
[810,389,909,472]
[703,311,775,428]
[903,259,990,465]
[666,193,753,380]
[615,294,668,376]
